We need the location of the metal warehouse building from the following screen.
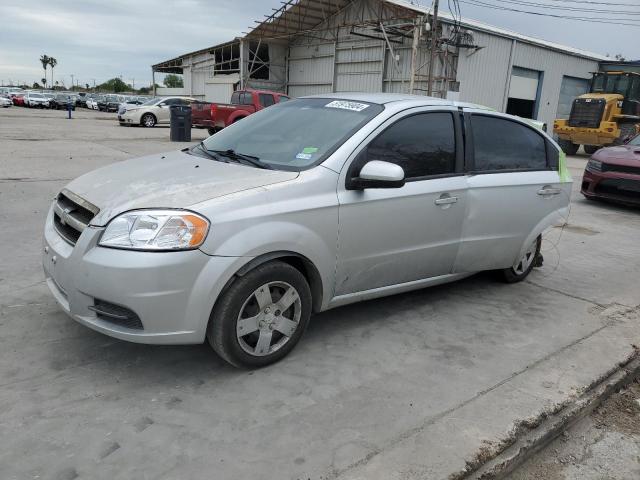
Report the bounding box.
[152,0,608,129]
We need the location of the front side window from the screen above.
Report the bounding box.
[259,93,275,107]
[356,112,456,179]
[241,92,254,105]
[471,115,547,171]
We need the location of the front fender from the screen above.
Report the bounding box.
[202,220,336,309]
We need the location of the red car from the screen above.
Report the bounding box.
[192,89,290,135]
[11,94,25,106]
[582,133,640,206]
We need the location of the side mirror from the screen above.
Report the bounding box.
[349,160,405,190]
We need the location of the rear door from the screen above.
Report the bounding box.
[453,111,570,273]
[336,108,467,295]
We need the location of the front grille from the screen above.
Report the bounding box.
[602,163,640,175]
[89,299,144,330]
[568,98,605,128]
[594,179,640,199]
[53,189,99,246]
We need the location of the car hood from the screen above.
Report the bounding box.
[593,144,640,166]
[63,150,299,226]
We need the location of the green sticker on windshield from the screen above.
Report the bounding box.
[558,150,572,183]
[302,147,318,154]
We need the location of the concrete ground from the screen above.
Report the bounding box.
[0,106,639,480]
[511,379,640,479]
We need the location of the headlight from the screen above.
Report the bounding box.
[99,210,209,251]
[586,159,602,172]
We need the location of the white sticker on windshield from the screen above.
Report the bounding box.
[325,100,370,112]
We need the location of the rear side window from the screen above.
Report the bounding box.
[361,112,456,179]
[471,115,547,171]
[259,94,275,107]
[230,92,241,104]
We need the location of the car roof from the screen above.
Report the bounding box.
[300,92,492,111]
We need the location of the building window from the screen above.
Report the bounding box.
[248,41,270,80]
[213,43,240,75]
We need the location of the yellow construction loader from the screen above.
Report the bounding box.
[554,71,640,155]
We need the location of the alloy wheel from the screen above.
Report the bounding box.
[512,238,538,275]
[236,281,302,357]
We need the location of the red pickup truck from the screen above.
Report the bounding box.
[192,89,290,135]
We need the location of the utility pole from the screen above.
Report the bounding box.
[130,78,135,90]
[427,0,439,97]
[70,74,75,90]
[408,16,422,94]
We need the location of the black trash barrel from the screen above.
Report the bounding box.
[170,105,192,142]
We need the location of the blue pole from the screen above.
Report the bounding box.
[67,100,72,119]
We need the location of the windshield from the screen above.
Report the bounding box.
[30,93,43,98]
[201,98,383,170]
[592,73,631,96]
[628,135,640,146]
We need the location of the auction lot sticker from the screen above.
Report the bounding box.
[325,100,370,112]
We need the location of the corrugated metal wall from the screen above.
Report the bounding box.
[457,31,599,128]
[457,30,513,110]
[512,42,599,129]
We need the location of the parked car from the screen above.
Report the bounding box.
[192,89,290,135]
[50,93,76,110]
[97,94,121,112]
[25,92,50,108]
[0,95,12,107]
[582,133,640,206]
[86,95,99,110]
[11,93,26,106]
[118,96,196,127]
[43,93,571,368]
[117,96,152,118]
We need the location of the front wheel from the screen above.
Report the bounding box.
[141,113,156,127]
[558,139,579,156]
[208,261,312,368]
[584,145,600,155]
[500,236,541,283]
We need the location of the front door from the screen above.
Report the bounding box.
[335,110,467,296]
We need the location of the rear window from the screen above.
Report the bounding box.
[202,98,384,171]
[259,93,275,107]
[471,115,548,171]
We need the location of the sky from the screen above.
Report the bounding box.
[0,0,636,88]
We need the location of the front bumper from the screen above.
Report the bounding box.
[43,205,249,344]
[581,168,640,206]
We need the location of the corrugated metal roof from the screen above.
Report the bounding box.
[386,0,609,61]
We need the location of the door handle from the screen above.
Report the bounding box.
[435,195,458,205]
[537,187,562,196]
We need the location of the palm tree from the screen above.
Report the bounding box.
[39,55,50,86]
[41,78,47,88]
[48,57,58,87]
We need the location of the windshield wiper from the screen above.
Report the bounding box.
[208,149,272,170]
[193,142,228,162]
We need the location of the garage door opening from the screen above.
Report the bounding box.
[506,67,541,119]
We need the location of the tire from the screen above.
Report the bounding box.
[141,113,156,127]
[208,261,312,369]
[558,139,579,155]
[499,236,541,283]
[613,124,638,145]
[584,145,600,155]
[207,127,217,136]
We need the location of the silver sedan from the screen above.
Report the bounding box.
[43,93,571,368]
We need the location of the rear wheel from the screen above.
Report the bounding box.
[558,139,579,155]
[208,261,312,368]
[500,236,541,283]
[141,113,156,127]
[584,145,600,155]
